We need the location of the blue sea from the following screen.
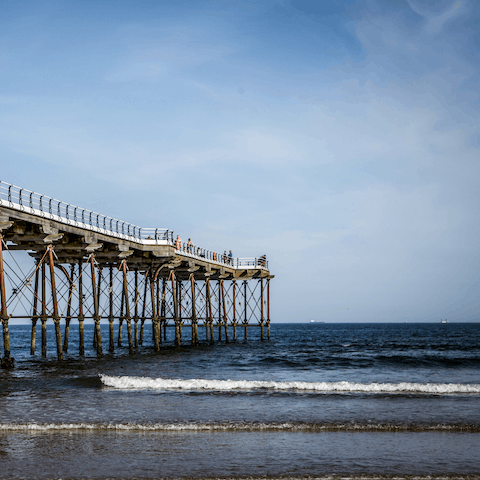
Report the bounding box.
[0,322,479,479]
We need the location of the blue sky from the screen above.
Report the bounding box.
[1,0,479,322]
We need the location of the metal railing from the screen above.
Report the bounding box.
[0,180,268,269]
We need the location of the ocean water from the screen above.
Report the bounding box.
[0,322,479,479]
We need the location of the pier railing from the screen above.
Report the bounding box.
[0,181,268,270]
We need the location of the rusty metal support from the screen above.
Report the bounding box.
[47,245,63,361]
[90,255,102,357]
[108,265,114,353]
[150,270,159,351]
[31,263,40,355]
[161,277,166,342]
[134,269,139,348]
[260,279,264,341]
[206,278,214,344]
[178,278,182,344]
[221,280,229,343]
[78,259,84,355]
[217,281,222,341]
[267,278,271,340]
[232,280,237,342]
[140,269,149,346]
[122,260,134,354]
[244,280,248,340]
[171,271,180,346]
[62,264,75,352]
[190,275,198,345]
[41,260,47,357]
[0,235,14,368]
[118,279,124,347]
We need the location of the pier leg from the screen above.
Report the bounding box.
[90,255,102,357]
[134,269,139,348]
[267,279,271,340]
[260,279,264,341]
[118,283,124,347]
[47,245,63,361]
[108,266,114,353]
[78,259,85,356]
[172,272,180,347]
[31,264,40,355]
[0,234,14,368]
[150,271,159,351]
[160,277,166,344]
[190,275,198,345]
[217,281,222,341]
[122,260,134,355]
[178,279,183,344]
[140,270,148,346]
[221,280,229,344]
[244,281,248,340]
[232,281,237,342]
[206,279,214,344]
[41,260,47,357]
[63,264,75,353]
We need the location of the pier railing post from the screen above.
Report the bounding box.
[0,234,14,368]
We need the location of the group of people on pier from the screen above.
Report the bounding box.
[175,236,234,265]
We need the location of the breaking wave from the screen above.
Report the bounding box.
[99,375,480,395]
[1,422,479,433]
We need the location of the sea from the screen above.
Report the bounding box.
[0,322,479,479]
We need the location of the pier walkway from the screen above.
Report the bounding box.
[0,181,272,367]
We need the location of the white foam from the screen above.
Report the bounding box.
[0,422,476,433]
[99,375,480,394]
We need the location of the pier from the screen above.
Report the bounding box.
[0,181,272,368]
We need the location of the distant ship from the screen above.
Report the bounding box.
[441,319,449,324]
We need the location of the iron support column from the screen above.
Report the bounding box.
[244,281,248,340]
[31,263,40,355]
[78,259,85,356]
[260,279,264,341]
[47,245,63,360]
[122,260,134,354]
[41,260,47,357]
[90,255,102,357]
[221,280,229,343]
[0,234,14,368]
[108,265,114,353]
[150,270,159,351]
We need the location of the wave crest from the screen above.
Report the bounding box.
[99,375,480,394]
[1,422,479,433]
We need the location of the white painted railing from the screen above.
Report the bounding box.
[0,180,268,270]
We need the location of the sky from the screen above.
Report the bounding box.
[1,0,479,323]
